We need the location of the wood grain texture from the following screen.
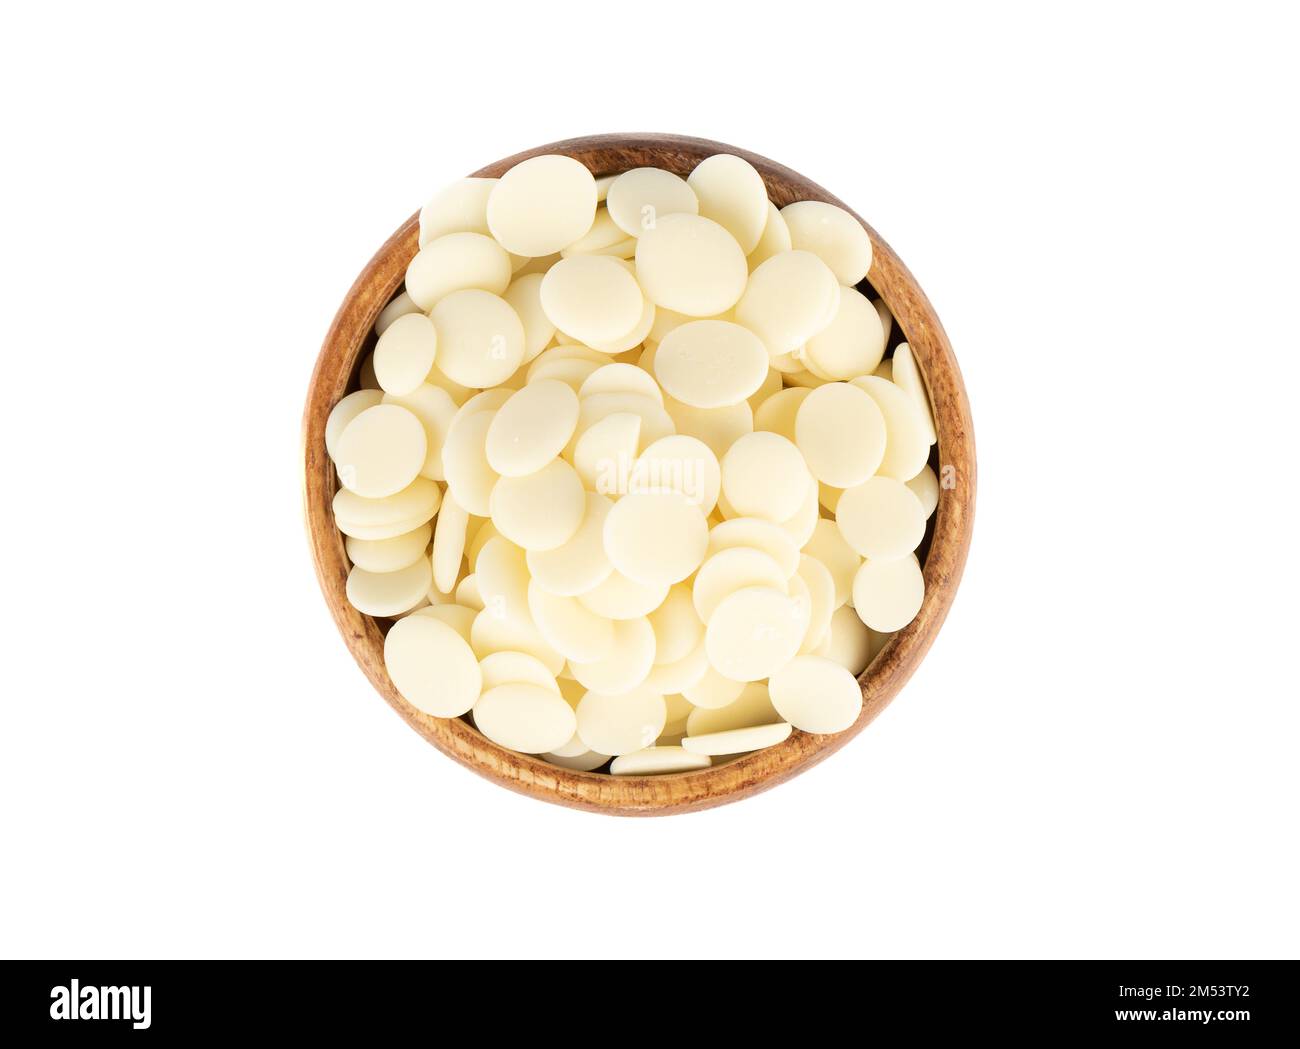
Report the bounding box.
[302,133,977,816]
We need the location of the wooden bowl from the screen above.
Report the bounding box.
[303,133,976,816]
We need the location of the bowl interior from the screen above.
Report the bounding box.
[303,133,976,816]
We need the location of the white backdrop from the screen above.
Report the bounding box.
[2,1,1296,959]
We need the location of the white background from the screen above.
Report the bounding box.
[2,1,1296,960]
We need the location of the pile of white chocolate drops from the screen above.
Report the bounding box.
[324,152,940,775]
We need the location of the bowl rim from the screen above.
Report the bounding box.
[302,132,976,816]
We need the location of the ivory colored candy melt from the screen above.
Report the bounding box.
[735,250,840,357]
[346,556,432,617]
[440,409,499,517]
[632,434,721,515]
[325,389,382,461]
[576,686,667,755]
[431,493,469,595]
[780,200,874,286]
[603,491,708,587]
[687,154,769,255]
[635,213,748,317]
[474,683,577,754]
[721,431,810,523]
[907,464,941,518]
[540,255,645,346]
[430,289,525,390]
[682,721,793,756]
[769,655,863,734]
[610,746,711,775]
[705,586,808,683]
[686,682,779,736]
[707,517,800,577]
[419,177,496,247]
[852,554,924,632]
[375,290,422,336]
[606,167,699,236]
[486,154,597,257]
[692,547,788,622]
[490,458,585,551]
[804,286,886,381]
[335,404,427,498]
[333,477,441,535]
[653,320,769,409]
[405,231,512,310]
[891,343,938,445]
[836,476,926,562]
[502,273,557,363]
[384,614,482,717]
[795,382,887,488]
[647,583,703,666]
[485,379,579,477]
[346,522,432,574]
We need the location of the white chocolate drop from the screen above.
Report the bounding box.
[346,522,432,574]
[803,519,860,608]
[804,285,886,380]
[406,231,512,310]
[704,586,808,683]
[687,154,769,255]
[836,476,926,562]
[706,517,800,577]
[686,682,779,736]
[419,177,496,247]
[794,381,887,488]
[474,682,577,754]
[430,289,525,390]
[603,490,709,587]
[906,463,940,518]
[769,654,863,734]
[540,255,645,346]
[780,200,873,286]
[487,154,598,256]
[485,379,580,477]
[384,615,482,717]
[653,320,769,409]
[682,721,793,755]
[635,213,747,317]
[502,273,557,364]
[720,431,810,523]
[890,343,938,445]
[610,746,711,775]
[478,650,560,694]
[346,556,432,617]
[606,167,699,237]
[693,547,789,622]
[851,554,924,632]
[576,685,667,755]
[431,492,470,595]
[335,404,427,498]
[735,250,840,357]
[373,312,439,396]
[489,458,585,552]
[325,389,383,462]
